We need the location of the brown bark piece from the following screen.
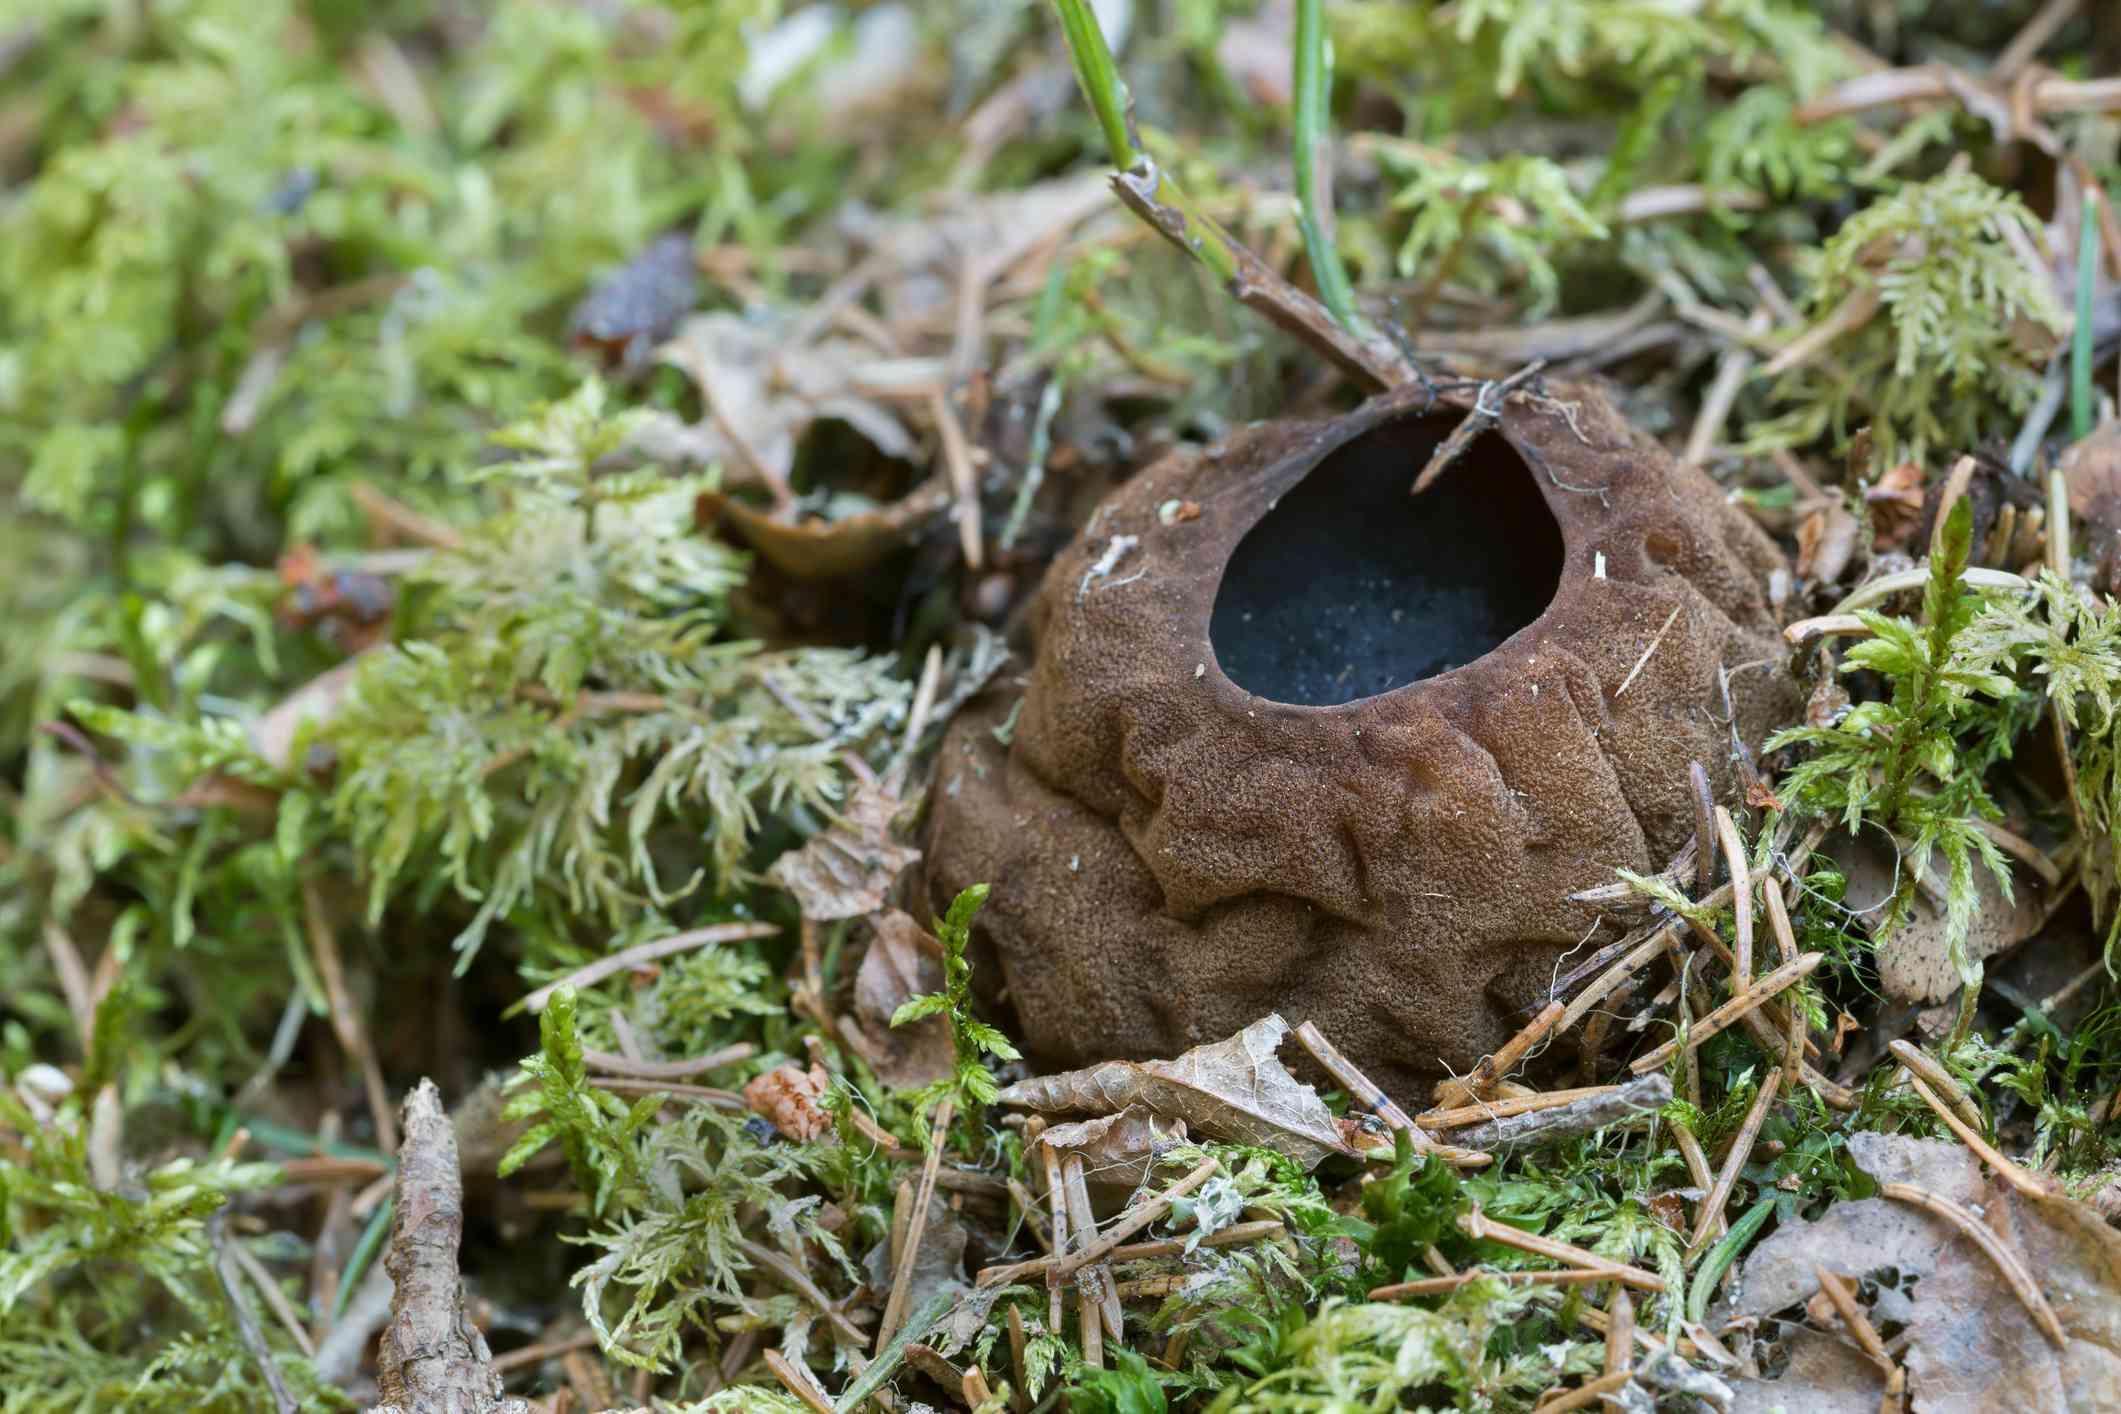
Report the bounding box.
[926,379,1798,1091]
[369,1079,531,1414]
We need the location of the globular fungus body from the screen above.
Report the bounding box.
[925,380,1797,1092]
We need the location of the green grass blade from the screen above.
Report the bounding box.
[1293,0,1361,334]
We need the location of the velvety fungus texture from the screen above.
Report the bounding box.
[925,379,1796,1092]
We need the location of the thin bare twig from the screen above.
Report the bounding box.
[1631,953,1824,1075]
[877,1100,954,1351]
[1435,999,1566,1107]
[1447,1075,1672,1156]
[980,1158,1217,1287]
[210,1214,300,1414]
[1369,1267,1618,1300]
[1410,360,1546,495]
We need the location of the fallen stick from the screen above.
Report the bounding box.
[1447,1075,1672,1156]
[1631,953,1824,1075]
[1882,1181,2066,1348]
[1457,1207,1666,1293]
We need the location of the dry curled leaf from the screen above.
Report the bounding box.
[1039,1105,1189,1190]
[767,776,921,922]
[851,910,954,1090]
[1827,828,2042,1004]
[1726,1132,2121,1414]
[996,1013,1351,1168]
[699,479,952,580]
[744,1063,833,1142]
[1794,502,1859,585]
[1864,461,1927,552]
[658,309,919,497]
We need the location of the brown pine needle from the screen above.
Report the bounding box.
[1887,1040,1986,1134]
[1688,1068,1780,1258]
[1435,999,1566,1108]
[1370,1267,1618,1301]
[1007,1304,1030,1414]
[877,1100,953,1352]
[1418,1085,1620,1130]
[1604,1287,1634,1379]
[1456,1207,1666,1292]
[1632,953,1824,1075]
[979,1158,1217,1287]
[978,1214,1278,1289]
[1905,1075,2059,1200]
[1535,1369,1635,1412]
[1881,1181,2066,1348]
[1292,1020,1490,1167]
[1038,1133,1069,1335]
[1812,1266,1892,1372]
[1061,1151,1122,1342]
[764,1348,835,1414]
[1760,877,1804,1092]
[1670,1119,1725,1243]
[1714,806,1754,982]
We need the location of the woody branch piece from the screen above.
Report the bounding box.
[369,1080,530,1414]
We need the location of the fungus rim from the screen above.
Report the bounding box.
[1202,405,1570,711]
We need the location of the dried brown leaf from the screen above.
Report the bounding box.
[657,310,918,493]
[1039,1105,1190,1190]
[744,1063,833,1143]
[1726,1132,2121,1414]
[996,1014,1351,1168]
[862,1191,969,1322]
[1827,830,2042,1004]
[699,480,952,580]
[852,911,954,1090]
[2064,421,2121,546]
[767,777,921,922]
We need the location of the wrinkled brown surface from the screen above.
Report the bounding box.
[925,379,1796,1092]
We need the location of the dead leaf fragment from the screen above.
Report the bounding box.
[658,310,918,495]
[852,911,954,1090]
[744,1063,833,1142]
[699,479,952,580]
[1038,1105,1189,1190]
[767,777,921,921]
[996,1014,1352,1168]
[1827,829,2042,1004]
[1726,1132,2121,1414]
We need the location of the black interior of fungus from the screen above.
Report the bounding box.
[1210,412,1564,706]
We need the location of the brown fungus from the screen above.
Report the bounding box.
[924,380,1798,1094]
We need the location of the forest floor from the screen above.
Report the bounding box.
[6,2,2121,1411]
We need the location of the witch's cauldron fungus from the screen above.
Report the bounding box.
[925,380,1795,1092]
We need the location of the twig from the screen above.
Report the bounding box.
[1051,0,1413,390]
[1671,1120,1722,1242]
[227,1237,319,1360]
[587,1077,743,1108]
[877,1100,954,1351]
[210,1214,300,1414]
[1456,1207,1667,1293]
[1038,1128,1069,1334]
[1813,1266,1894,1372]
[373,1080,525,1413]
[1291,1020,1489,1166]
[1715,807,1755,983]
[1604,1286,1635,1381]
[1996,0,2082,78]
[1062,1150,1123,1343]
[490,1331,598,1375]
[1418,1085,1619,1130]
[1881,1181,2066,1347]
[1760,878,1804,1093]
[1886,1040,1987,1134]
[1630,953,1824,1075]
[1447,1075,1672,1156]
[1411,361,1546,495]
[764,1349,835,1414]
[515,922,778,1013]
[1007,1305,1030,1414]
[41,922,94,1052]
[979,1218,1283,1288]
[1905,1075,2059,1201]
[1687,1069,1780,1258]
[979,1160,1219,1287]
[1435,999,1566,1107]
[1369,1267,1618,1300]
[901,641,945,762]
[302,879,398,1156]
[738,1237,869,1347]
[1537,1370,1635,1414]
[928,390,984,570]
